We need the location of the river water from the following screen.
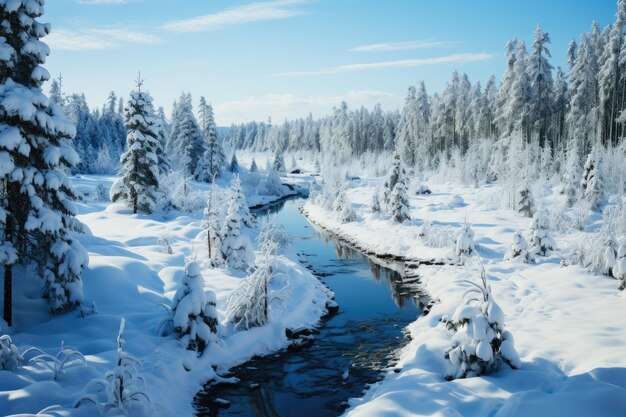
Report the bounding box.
[195,199,427,417]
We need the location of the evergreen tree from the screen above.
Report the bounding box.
[389,172,411,222]
[171,93,204,179]
[113,77,160,214]
[517,185,534,217]
[580,146,604,211]
[229,152,239,173]
[529,25,554,146]
[273,150,286,174]
[155,106,171,177]
[250,159,258,172]
[203,184,225,267]
[199,97,224,182]
[527,211,556,256]
[230,175,255,228]
[383,153,403,210]
[220,196,255,271]
[504,231,534,263]
[0,0,89,319]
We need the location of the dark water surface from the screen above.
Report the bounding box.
[195,199,427,417]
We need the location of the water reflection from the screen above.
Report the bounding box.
[196,199,429,417]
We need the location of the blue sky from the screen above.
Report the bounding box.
[45,0,617,126]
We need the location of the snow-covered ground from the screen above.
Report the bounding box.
[0,173,332,417]
[304,179,626,417]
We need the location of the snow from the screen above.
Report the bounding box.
[0,173,331,416]
[303,177,626,417]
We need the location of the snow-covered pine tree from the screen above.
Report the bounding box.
[265,165,282,195]
[529,25,554,146]
[198,98,224,182]
[250,159,258,172]
[383,153,403,211]
[229,175,256,228]
[171,262,218,353]
[171,93,205,179]
[504,231,534,263]
[614,243,626,290]
[444,266,520,380]
[0,0,89,319]
[580,147,604,211]
[517,184,534,217]
[228,152,239,173]
[371,189,382,214]
[220,197,255,271]
[334,187,356,223]
[113,76,160,214]
[527,210,556,256]
[389,171,410,223]
[273,150,286,174]
[155,106,171,177]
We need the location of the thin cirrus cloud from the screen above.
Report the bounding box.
[162,0,309,33]
[349,39,457,53]
[46,28,162,51]
[276,53,494,76]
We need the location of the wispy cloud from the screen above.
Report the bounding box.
[350,40,457,53]
[46,28,161,51]
[276,53,494,76]
[163,0,309,33]
[77,0,130,4]
[215,90,394,124]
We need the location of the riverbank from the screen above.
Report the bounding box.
[304,178,626,417]
[0,174,332,417]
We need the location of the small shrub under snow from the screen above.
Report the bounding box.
[75,319,151,416]
[444,267,520,380]
[504,231,534,263]
[527,211,556,256]
[0,335,19,371]
[23,342,85,380]
[455,223,476,259]
[258,223,292,255]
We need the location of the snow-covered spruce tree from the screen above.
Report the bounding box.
[229,175,256,228]
[220,197,255,271]
[562,140,581,206]
[580,147,604,211]
[273,150,286,174]
[155,106,171,177]
[199,98,224,182]
[0,0,88,319]
[614,243,626,290]
[504,231,534,263]
[371,189,382,214]
[389,171,410,223]
[171,93,205,180]
[517,184,534,217]
[444,266,520,380]
[382,153,403,211]
[228,152,239,173]
[334,187,356,223]
[0,335,19,371]
[171,262,218,353]
[250,158,258,172]
[527,211,556,256]
[455,223,476,258]
[113,80,160,214]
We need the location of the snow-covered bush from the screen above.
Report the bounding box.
[527,211,556,256]
[334,189,357,223]
[75,319,151,416]
[615,244,626,290]
[416,183,432,195]
[203,184,225,267]
[220,198,255,271]
[455,223,476,258]
[0,335,19,371]
[23,342,85,380]
[258,223,291,255]
[159,171,205,212]
[265,167,283,196]
[273,150,286,174]
[444,267,520,380]
[418,221,456,248]
[226,250,284,330]
[504,231,534,263]
[157,231,173,255]
[165,262,219,354]
[382,153,404,210]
